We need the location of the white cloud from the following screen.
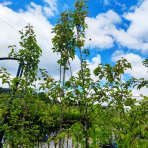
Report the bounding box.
[70,55,81,75]
[0,2,82,86]
[85,10,121,49]
[0,2,60,81]
[1,0,148,89]
[88,54,101,71]
[112,0,148,53]
[85,0,148,53]
[0,2,101,85]
[112,29,148,53]
[125,0,148,41]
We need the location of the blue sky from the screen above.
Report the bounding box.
[0,0,148,95]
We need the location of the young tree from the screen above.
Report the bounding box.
[52,9,77,148]
[0,1,147,148]
[0,24,44,147]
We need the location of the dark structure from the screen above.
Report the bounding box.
[0,57,24,78]
[0,57,24,148]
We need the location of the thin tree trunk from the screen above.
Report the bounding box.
[63,64,66,88]
[67,138,68,148]
[60,64,62,83]
[68,60,72,77]
[48,143,50,148]
[0,131,4,148]
[84,119,89,148]
[37,138,40,148]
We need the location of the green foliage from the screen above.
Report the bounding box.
[0,24,43,147]
[0,1,147,148]
[142,58,148,67]
[125,58,148,90]
[0,68,11,86]
[52,11,76,67]
[72,0,88,40]
[9,24,42,85]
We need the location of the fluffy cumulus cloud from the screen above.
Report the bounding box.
[123,0,148,51]
[85,0,148,53]
[0,2,59,87]
[0,2,60,76]
[0,2,102,88]
[85,10,121,49]
[125,0,148,40]
[114,0,148,54]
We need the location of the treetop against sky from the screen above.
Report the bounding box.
[0,0,147,95]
